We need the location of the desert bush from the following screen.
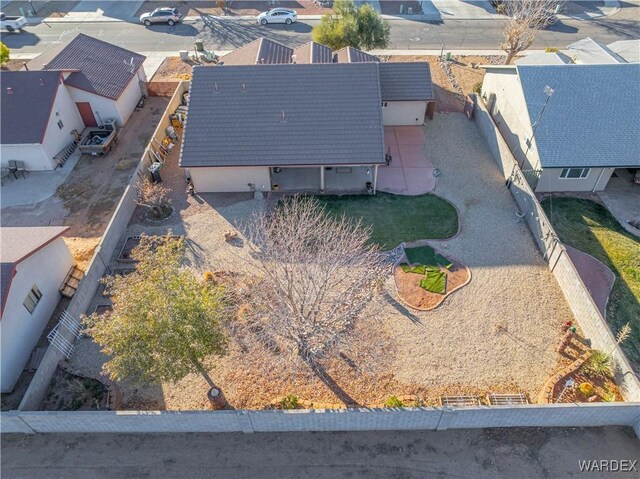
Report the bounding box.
[583,350,613,379]
[384,396,405,408]
[578,382,595,397]
[136,176,173,220]
[279,394,299,410]
[472,81,483,94]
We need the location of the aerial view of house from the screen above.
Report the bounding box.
[0,0,639,476]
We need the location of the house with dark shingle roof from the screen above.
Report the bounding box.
[1,34,146,171]
[181,57,434,193]
[1,70,85,171]
[481,63,640,192]
[0,226,74,393]
[24,33,147,128]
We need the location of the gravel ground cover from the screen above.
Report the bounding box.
[68,115,574,408]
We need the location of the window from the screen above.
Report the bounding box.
[560,168,590,179]
[381,101,388,108]
[23,285,42,314]
[57,120,64,130]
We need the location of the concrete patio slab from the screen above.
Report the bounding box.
[394,126,427,145]
[598,169,640,238]
[398,144,432,168]
[565,245,615,317]
[384,128,398,147]
[386,145,402,168]
[377,167,408,194]
[403,167,437,195]
[0,152,81,207]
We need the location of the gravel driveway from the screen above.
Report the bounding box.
[379,114,575,400]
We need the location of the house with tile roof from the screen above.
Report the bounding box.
[1,34,146,172]
[0,226,74,392]
[481,63,640,192]
[181,59,434,193]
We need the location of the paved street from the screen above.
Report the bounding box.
[2,427,639,478]
[2,9,639,55]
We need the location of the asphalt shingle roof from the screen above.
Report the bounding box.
[517,64,640,169]
[25,34,145,100]
[1,226,69,314]
[379,62,434,101]
[180,63,385,168]
[0,71,62,144]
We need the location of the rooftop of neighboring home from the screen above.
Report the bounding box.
[293,41,333,64]
[0,70,63,144]
[516,63,640,169]
[333,46,380,63]
[0,226,69,313]
[607,39,640,64]
[24,33,146,100]
[515,52,573,65]
[566,37,627,64]
[180,63,386,168]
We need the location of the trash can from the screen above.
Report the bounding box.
[149,163,163,183]
[194,40,204,52]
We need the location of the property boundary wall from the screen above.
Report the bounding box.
[17,83,189,411]
[2,403,639,434]
[473,95,640,402]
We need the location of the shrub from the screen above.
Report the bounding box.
[545,47,559,53]
[472,81,483,94]
[578,382,595,397]
[203,271,214,282]
[280,394,299,410]
[583,350,613,379]
[601,390,617,402]
[384,395,405,408]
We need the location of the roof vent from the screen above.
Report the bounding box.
[280,110,286,123]
[39,78,45,86]
[6,87,13,95]
[214,82,218,93]
[260,58,265,64]
[291,54,297,64]
[241,82,247,92]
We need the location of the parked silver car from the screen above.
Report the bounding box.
[139,7,182,26]
[257,8,297,25]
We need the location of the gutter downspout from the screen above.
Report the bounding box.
[592,168,606,193]
[373,165,379,194]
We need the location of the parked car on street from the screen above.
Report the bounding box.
[256,8,297,25]
[0,13,27,32]
[139,7,182,26]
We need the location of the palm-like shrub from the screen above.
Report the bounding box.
[583,350,614,379]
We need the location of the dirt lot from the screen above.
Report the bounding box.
[386,55,504,113]
[151,56,200,82]
[0,98,168,267]
[136,1,331,17]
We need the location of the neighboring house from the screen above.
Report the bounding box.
[24,33,146,128]
[565,37,626,64]
[0,226,74,393]
[481,63,640,192]
[1,34,146,171]
[1,71,84,171]
[333,46,380,63]
[607,39,640,63]
[293,41,333,64]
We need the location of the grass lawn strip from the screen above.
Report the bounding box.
[541,197,640,366]
[318,193,458,250]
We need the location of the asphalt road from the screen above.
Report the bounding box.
[2,13,639,54]
[2,427,639,478]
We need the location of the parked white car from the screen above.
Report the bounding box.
[257,8,297,25]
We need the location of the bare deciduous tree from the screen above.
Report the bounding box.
[239,196,386,405]
[136,175,172,220]
[500,0,558,64]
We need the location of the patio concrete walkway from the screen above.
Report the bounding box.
[0,151,81,207]
[598,169,640,238]
[377,126,437,196]
[565,245,615,317]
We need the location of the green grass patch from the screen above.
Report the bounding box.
[541,197,640,366]
[420,269,447,294]
[317,193,458,250]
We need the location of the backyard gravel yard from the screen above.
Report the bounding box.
[68,115,576,408]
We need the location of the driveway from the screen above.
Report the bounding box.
[2,427,638,479]
[598,168,640,238]
[377,126,437,195]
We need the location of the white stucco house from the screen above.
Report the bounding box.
[0,226,74,393]
[0,34,146,172]
[481,63,640,192]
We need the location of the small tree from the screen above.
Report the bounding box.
[136,175,172,220]
[84,234,230,403]
[241,196,385,405]
[312,0,389,51]
[0,42,10,66]
[500,0,557,64]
